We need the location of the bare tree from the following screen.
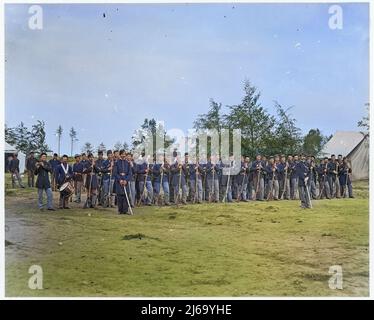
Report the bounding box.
[56,125,63,155]
[69,127,78,156]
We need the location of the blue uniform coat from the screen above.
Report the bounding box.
[114,159,130,195]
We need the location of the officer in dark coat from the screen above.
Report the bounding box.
[35,152,55,210]
[114,149,131,214]
[56,155,73,209]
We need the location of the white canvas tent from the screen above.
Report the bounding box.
[320,131,369,181]
[4,142,26,173]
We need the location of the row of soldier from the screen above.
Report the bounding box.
[10,150,354,214]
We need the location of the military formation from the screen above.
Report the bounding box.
[8,150,354,214]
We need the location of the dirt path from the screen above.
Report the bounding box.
[5,190,102,263]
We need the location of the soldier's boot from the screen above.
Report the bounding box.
[109,194,115,207]
[182,194,187,205]
[59,198,64,209]
[91,195,97,208]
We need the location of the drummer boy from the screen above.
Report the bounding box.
[56,155,74,209]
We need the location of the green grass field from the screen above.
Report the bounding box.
[5,174,369,297]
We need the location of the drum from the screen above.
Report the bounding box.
[59,182,74,199]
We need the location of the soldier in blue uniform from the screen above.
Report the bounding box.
[48,153,60,191]
[26,152,37,187]
[290,155,299,200]
[136,155,153,206]
[56,155,73,209]
[236,156,249,201]
[278,155,290,200]
[339,157,354,198]
[220,154,234,203]
[182,153,191,202]
[102,150,115,207]
[317,157,331,199]
[83,153,99,208]
[189,155,203,204]
[265,156,279,200]
[199,154,208,202]
[307,156,318,199]
[337,154,343,164]
[168,150,177,202]
[262,155,270,199]
[251,154,265,201]
[114,149,131,214]
[246,156,254,201]
[72,154,84,203]
[171,154,188,204]
[95,151,106,205]
[133,151,141,204]
[206,154,220,202]
[262,155,268,166]
[327,154,341,199]
[80,153,88,192]
[126,152,136,207]
[184,153,191,201]
[112,150,121,205]
[232,156,241,200]
[153,154,171,205]
[296,154,312,209]
[274,155,281,199]
[113,150,120,161]
[9,153,25,188]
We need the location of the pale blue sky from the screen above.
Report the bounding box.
[5,3,369,154]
